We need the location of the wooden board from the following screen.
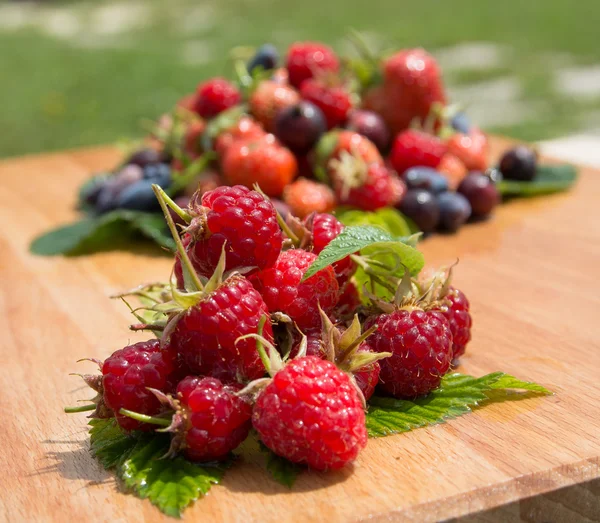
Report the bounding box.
[0,138,599,522]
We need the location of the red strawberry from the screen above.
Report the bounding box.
[389,129,447,175]
[221,135,298,197]
[193,78,241,119]
[300,78,352,129]
[249,80,300,132]
[214,115,266,158]
[446,128,489,172]
[286,42,340,89]
[283,178,335,218]
[437,153,468,191]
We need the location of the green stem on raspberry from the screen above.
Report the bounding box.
[350,254,397,293]
[276,211,300,246]
[119,409,171,427]
[159,189,193,224]
[64,404,96,413]
[153,184,204,292]
[336,324,378,364]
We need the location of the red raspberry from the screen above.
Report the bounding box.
[253,356,367,470]
[102,340,175,431]
[334,163,406,211]
[193,78,241,119]
[389,130,447,175]
[286,42,340,89]
[300,78,352,129]
[438,287,471,359]
[249,249,339,330]
[289,329,325,359]
[375,309,453,397]
[175,376,252,461]
[354,343,380,401]
[169,275,273,382]
[186,185,283,277]
[309,213,356,286]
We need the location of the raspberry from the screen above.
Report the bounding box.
[283,179,335,219]
[375,309,453,397]
[439,287,471,359]
[310,213,356,286]
[300,79,352,129]
[194,78,241,119]
[169,275,273,382]
[289,329,325,359]
[389,130,447,175]
[186,185,283,277]
[354,343,380,401]
[249,249,339,330]
[102,340,175,431]
[286,42,340,89]
[175,376,252,461]
[252,356,367,470]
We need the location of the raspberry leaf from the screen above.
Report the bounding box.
[365,372,552,437]
[259,442,302,488]
[497,163,577,197]
[336,207,417,237]
[89,418,138,469]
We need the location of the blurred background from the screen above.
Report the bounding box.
[2,0,600,158]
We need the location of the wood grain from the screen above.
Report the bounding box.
[0,139,599,522]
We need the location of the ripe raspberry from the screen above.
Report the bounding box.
[286,42,340,89]
[253,356,367,470]
[438,287,471,359]
[354,343,381,402]
[249,80,300,132]
[283,178,335,219]
[170,275,273,382]
[389,130,447,175]
[249,249,339,330]
[221,136,298,197]
[375,309,453,397]
[289,329,325,359]
[194,78,241,119]
[309,213,356,286]
[102,340,175,431]
[300,78,352,129]
[186,185,283,277]
[175,376,252,461]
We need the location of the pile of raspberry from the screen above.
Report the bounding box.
[70,182,473,472]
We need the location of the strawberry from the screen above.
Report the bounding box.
[300,78,352,129]
[283,178,335,218]
[446,127,489,172]
[389,129,447,175]
[214,115,266,158]
[286,42,340,89]
[249,80,300,132]
[437,153,468,191]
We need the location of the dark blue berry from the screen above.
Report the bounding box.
[116,180,160,211]
[458,173,500,217]
[126,148,162,167]
[499,146,537,181]
[143,163,171,188]
[398,189,440,233]
[247,44,279,74]
[274,101,326,153]
[81,174,109,206]
[403,167,449,194]
[437,192,472,232]
[450,112,471,134]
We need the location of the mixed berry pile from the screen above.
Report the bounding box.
[68,181,473,472]
[80,39,540,236]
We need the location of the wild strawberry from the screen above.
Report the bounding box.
[252,356,366,470]
[249,80,300,132]
[193,78,242,119]
[300,78,352,129]
[183,119,206,159]
[286,42,340,89]
[249,249,339,330]
[67,340,176,432]
[214,115,266,158]
[184,185,283,277]
[283,178,335,218]
[439,287,472,359]
[389,130,447,175]
[221,135,298,197]
[437,153,468,191]
[364,49,446,134]
[447,128,488,172]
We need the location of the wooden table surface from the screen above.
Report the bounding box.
[1,139,599,522]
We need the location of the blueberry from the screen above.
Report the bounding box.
[81,174,110,206]
[450,112,471,134]
[94,169,143,214]
[437,192,472,232]
[499,145,537,181]
[247,44,279,74]
[345,110,390,152]
[126,148,162,167]
[116,180,160,211]
[143,163,172,188]
[398,189,440,233]
[457,173,500,217]
[403,167,449,194]
[274,101,326,153]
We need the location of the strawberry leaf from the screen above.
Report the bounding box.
[259,442,302,488]
[366,372,552,437]
[302,225,424,281]
[498,163,577,197]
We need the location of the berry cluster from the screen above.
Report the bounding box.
[67,179,473,472]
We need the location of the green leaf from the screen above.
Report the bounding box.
[259,442,301,488]
[89,418,138,469]
[303,225,423,281]
[498,163,578,197]
[30,210,174,256]
[365,372,552,438]
[336,207,418,237]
